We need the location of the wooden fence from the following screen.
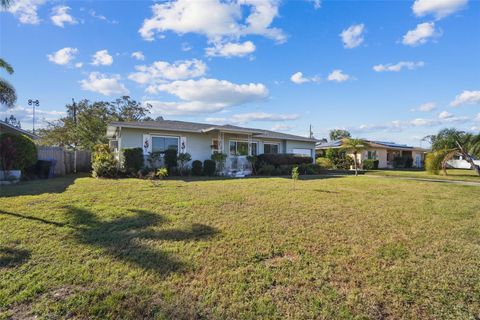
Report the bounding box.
[37,146,91,176]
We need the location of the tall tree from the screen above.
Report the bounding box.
[329,129,351,141]
[424,128,480,176]
[5,115,21,128]
[38,96,151,150]
[0,58,17,108]
[341,138,368,176]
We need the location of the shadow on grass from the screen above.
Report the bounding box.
[0,174,85,198]
[0,210,68,227]
[64,207,218,275]
[170,173,349,183]
[0,246,31,268]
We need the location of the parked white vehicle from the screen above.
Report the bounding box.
[446,155,480,169]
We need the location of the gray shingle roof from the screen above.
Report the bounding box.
[108,120,317,142]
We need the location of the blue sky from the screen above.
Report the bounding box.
[1,0,479,146]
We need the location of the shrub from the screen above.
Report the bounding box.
[256,154,312,167]
[316,157,333,169]
[279,164,294,175]
[92,144,118,178]
[147,151,161,169]
[257,164,275,176]
[164,149,178,170]
[178,152,192,175]
[325,148,353,170]
[425,151,449,175]
[404,157,413,168]
[156,167,168,179]
[299,163,320,175]
[393,156,404,168]
[203,159,216,176]
[0,133,37,171]
[191,160,203,176]
[0,137,16,171]
[123,148,144,174]
[362,159,379,170]
[211,152,228,173]
[291,166,299,181]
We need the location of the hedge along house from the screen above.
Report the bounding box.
[106,119,317,175]
[316,139,428,169]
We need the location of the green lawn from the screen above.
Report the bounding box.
[365,168,480,182]
[1,175,480,319]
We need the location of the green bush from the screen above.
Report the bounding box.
[191,160,203,176]
[203,159,216,176]
[279,164,294,175]
[123,148,144,174]
[257,164,275,176]
[92,144,118,178]
[325,148,354,170]
[0,133,37,171]
[178,152,192,175]
[211,152,228,173]
[425,151,449,174]
[316,157,333,169]
[362,159,379,170]
[163,149,178,170]
[256,154,312,167]
[404,157,413,168]
[292,166,299,181]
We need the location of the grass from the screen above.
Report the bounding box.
[365,168,480,182]
[1,175,480,319]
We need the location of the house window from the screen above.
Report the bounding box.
[152,136,179,153]
[251,142,258,156]
[367,150,377,160]
[229,141,249,156]
[264,143,279,154]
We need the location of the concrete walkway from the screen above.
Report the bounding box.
[364,174,480,187]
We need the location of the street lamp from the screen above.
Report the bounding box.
[28,99,39,135]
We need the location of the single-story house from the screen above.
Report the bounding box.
[316,139,429,169]
[0,120,38,139]
[107,119,317,175]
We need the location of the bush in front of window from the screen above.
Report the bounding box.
[256,154,312,168]
[362,159,379,170]
[211,152,228,173]
[191,160,203,176]
[164,149,178,171]
[316,157,333,169]
[123,148,144,175]
[203,159,216,176]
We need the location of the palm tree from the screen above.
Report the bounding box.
[0,58,17,108]
[1,0,12,9]
[341,138,368,176]
[425,128,480,176]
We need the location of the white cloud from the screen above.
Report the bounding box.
[450,90,480,107]
[373,61,425,72]
[144,78,268,116]
[327,69,350,82]
[205,41,256,57]
[89,9,118,24]
[47,47,79,65]
[79,72,129,96]
[412,0,468,19]
[4,0,46,24]
[91,50,113,66]
[402,22,439,46]
[131,51,145,61]
[474,113,480,122]
[271,124,293,131]
[413,102,436,112]
[128,59,207,86]
[205,113,298,125]
[50,5,77,27]
[181,42,192,51]
[438,110,454,119]
[139,0,286,43]
[0,104,65,129]
[340,24,365,49]
[310,0,321,10]
[75,62,83,68]
[290,72,319,84]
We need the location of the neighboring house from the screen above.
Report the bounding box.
[107,119,317,175]
[316,139,428,169]
[0,120,38,139]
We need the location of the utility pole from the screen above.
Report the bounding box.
[309,124,313,139]
[27,99,39,135]
[72,98,77,174]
